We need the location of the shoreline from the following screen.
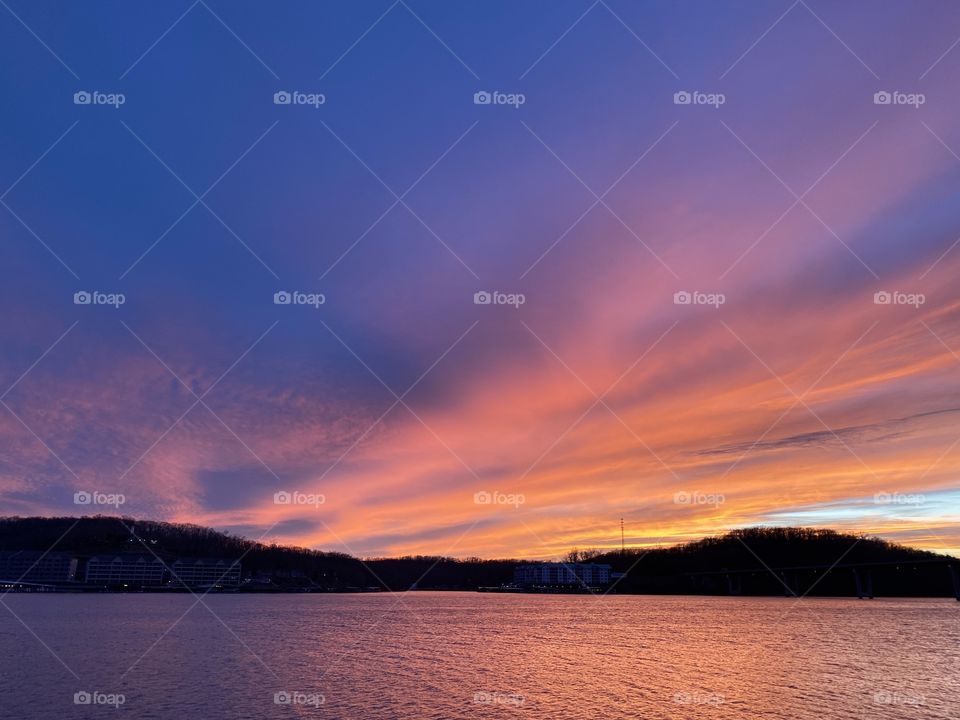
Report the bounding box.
[4,586,957,599]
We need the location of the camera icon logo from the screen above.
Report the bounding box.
[473,291,492,305]
[473,91,492,105]
[873,691,894,705]
[473,491,492,504]
[274,291,291,305]
[273,91,292,105]
[673,91,692,105]
[74,490,92,505]
[673,290,692,305]
[673,491,691,505]
[73,91,91,105]
[873,91,892,105]
[274,691,292,705]
[873,290,892,305]
[74,291,91,305]
[273,490,292,505]
[74,691,92,705]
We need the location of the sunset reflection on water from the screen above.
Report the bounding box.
[1,593,956,719]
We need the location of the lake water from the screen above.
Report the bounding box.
[1,593,957,719]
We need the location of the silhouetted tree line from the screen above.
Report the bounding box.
[0,516,516,590]
[580,527,944,573]
[0,517,952,594]
[575,527,954,596]
[363,555,519,589]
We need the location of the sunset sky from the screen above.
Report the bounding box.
[2,1,960,558]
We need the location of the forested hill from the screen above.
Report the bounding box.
[0,516,953,595]
[577,526,946,572]
[0,515,516,590]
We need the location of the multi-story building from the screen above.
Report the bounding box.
[514,562,612,588]
[170,558,241,588]
[0,551,243,589]
[84,554,167,587]
[0,551,78,583]
[84,554,242,588]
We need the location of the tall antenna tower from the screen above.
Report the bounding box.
[620,518,625,555]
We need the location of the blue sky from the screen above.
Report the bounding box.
[2,1,960,557]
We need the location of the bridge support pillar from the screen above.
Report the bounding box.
[726,573,742,596]
[949,565,960,601]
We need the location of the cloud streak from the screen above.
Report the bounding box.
[1,1,960,558]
